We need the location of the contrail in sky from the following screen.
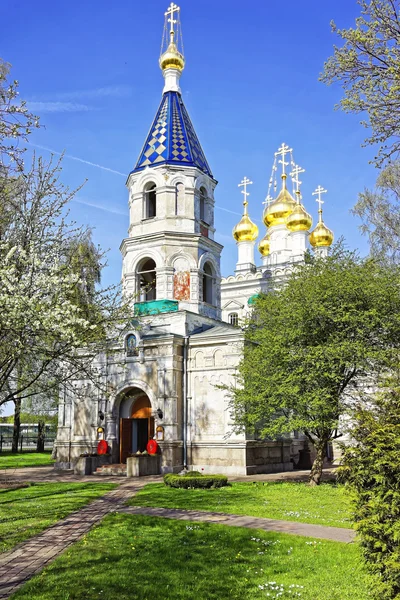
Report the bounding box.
[28,143,127,177]
[73,198,128,216]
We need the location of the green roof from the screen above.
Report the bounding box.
[134,299,179,316]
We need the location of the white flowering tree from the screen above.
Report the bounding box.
[0,60,130,450]
[0,155,130,450]
[0,59,39,174]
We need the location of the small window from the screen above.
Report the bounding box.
[137,258,156,301]
[175,182,185,215]
[202,262,214,305]
[200,187,208,224]
[229,313,239,326]
[144,183,156,219]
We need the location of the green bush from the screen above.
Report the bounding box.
[339,385,400,600]
[163,473,228,489]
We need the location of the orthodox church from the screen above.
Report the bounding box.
[55,4,334,475]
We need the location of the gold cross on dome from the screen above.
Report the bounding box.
[165,3,180,33]
[238,176,253,207]
[312,185,327,211]
[275,143,292,176]
[291,164,305,194]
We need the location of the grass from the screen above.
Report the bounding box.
[11,514,370,600]
[0,482,117,553]
[0,451,55,469]
[129,481,352,528]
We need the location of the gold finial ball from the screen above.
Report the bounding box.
[263,187,297,228]
[232,214,259,242]
[258,233,270,256]
[309,222,334,247]
[159,41,185,72]
[286,203,313,232]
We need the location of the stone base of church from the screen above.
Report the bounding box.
[187,440,294,476]
[53,437,303,476]
[158,441,184,474]
[54,440,99,470]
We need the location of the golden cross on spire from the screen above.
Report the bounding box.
[165,3,180,38]
[238,176,253,214]
[275,143,292,177]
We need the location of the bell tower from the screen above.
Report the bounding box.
[121,4,222,320]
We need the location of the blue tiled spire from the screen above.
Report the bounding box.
[132,91,213,178]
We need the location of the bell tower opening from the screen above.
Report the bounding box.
[137,258,157,301]
[144,182,157,219]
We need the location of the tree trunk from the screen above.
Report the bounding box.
[36,420,45,452]
[309,438,327,486]
[11,397,21,453]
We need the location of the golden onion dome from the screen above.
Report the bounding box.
[233,211,259,242]
[286,201,313,232]
[159,40,185,72]
[263,175,297,227]
[258,232,270,256]
[309,221,334,247]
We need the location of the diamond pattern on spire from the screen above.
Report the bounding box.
[132,91,213,177]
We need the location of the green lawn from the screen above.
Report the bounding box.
[129,481,352,528]
[0,451,55,469]
[11,514,370,600]
[0,482,117,553]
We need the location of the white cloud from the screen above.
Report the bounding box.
[27,102,92,113]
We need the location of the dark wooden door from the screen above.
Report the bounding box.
[137,419,148,452]
[120,418,132,464]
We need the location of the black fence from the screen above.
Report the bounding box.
[0,435,55,452]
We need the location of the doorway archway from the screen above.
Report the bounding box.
[119,393,155,464]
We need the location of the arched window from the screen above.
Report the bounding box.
[175,182,185,215]
[202,262,215,305]
[144,182,156,219]
[137,258,156,301]
[199,187,208,224]
[229,313,239,326]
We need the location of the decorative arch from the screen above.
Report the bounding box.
[194,351,205,368]
[135,169,165,192]
[213,349,225,367]
[110,379,157,416]
[169,173,190,188]
[129,248,163,275]
[175,181,185,216]
[166,250,197,270]
[198,252,220,278]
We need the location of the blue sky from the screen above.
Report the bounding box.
[3,0,375,286]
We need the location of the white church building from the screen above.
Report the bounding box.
[54,4,334,475]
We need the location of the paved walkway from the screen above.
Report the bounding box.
[0,467,346,599]
[122,505,354,543]
[0,479,152,599]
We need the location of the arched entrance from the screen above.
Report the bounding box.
[119,392,155,463]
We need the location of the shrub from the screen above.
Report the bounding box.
[339,385,400,600]
[163,473,228,489]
